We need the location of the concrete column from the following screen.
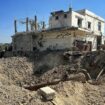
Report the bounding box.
[26,17,29,32]
[69,6,73,27]
[42,21,45,30]
[34,16,37,31]
[69,7,72,12]
[14,20,17,33]
[30,21,34,31]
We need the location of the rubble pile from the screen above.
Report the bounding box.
[81,51,105,79]
[33,65,86,84]
[0,82,53,105]
[0,51,105,104]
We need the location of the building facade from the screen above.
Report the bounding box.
[12,8,105,52]
[49,8,105,35]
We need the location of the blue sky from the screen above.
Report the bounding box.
[0,0,105,43]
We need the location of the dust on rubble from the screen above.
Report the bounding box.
[0,51,105,105]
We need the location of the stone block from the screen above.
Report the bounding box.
[39,86,56,101]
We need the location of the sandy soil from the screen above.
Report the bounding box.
[0,51,105,105]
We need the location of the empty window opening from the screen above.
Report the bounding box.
[88,22,91,29]
[98,22,101,31]
[55,16,59,20]
[77,18,82,28]
[64,14,67,18]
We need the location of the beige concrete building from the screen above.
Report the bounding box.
[12,8,105,52]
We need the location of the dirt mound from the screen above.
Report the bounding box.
[0,81,54,105]
[0,57,33,86]
[0,51,105,104]
[0,51,67,86]
[50,81,105,105]
[1,80,105,105]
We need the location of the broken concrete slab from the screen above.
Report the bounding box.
[39,86,56,101]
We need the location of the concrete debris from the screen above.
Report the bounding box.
[81,51,105,80]
[0,51,105,104]
[39,86,56,101]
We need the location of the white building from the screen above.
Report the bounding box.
[49,8,105,35]
[12,8,105,52]
[49,8,105,51]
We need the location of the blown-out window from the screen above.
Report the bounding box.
[98,22,101,31]
[64,14,67,18]
[88,22,91,29]
[77,18,82,28]
[55,16,59,20]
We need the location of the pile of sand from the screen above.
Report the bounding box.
[0,51,105,105]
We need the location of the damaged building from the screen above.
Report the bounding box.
[12,7,105,52]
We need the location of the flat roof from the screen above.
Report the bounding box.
[76,9,105,22]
